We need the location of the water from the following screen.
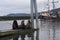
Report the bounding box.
[0,20,60,40]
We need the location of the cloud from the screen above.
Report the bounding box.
[0,0,30,16]
[0,0,60,16]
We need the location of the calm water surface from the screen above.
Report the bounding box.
[0,20,60,40]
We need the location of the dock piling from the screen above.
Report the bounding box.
[31,0,39,29]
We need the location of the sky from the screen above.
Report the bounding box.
[0,0,60,16]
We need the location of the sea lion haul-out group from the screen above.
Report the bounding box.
[12,20,33,30]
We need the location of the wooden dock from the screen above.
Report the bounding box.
[0,29,38,37]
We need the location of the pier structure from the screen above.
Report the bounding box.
[31,0,39,29]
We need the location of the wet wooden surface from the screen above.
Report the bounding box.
[0,29,38,37]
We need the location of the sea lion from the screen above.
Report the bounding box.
[19,20,26,29]
[12,20,18,30]
[26,20,32,29]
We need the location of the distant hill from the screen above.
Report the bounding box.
[7,13,40,17]
[0,13,40,20]
[7,13,31,16]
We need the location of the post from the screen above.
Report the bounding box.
[33,0,39,29]
[31,0,34,28]
[30,0,39,29]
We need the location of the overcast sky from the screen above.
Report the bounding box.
[0,0,60,16]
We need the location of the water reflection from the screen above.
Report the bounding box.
[13,34,19,40]
[40,21,60,40]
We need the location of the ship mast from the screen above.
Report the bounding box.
[52,0,58,17]
[52,0,55,9]
[47,0,50,16]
